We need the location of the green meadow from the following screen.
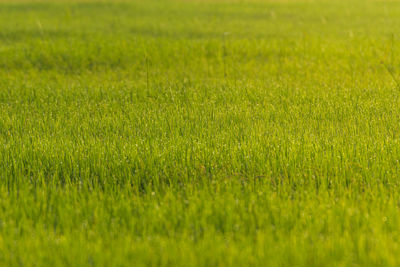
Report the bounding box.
[2,0,400,265]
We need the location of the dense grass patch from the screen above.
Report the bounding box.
[2,0,400,265]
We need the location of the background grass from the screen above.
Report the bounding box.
[2,0,400,265]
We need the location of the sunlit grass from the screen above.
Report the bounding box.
[1,0,400,265]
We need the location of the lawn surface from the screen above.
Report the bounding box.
[2,0,400,266]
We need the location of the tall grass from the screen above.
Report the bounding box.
[1,0,400,265]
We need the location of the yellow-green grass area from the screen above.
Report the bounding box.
[2,0,400,265]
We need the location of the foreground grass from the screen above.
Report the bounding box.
[2,0,400,265]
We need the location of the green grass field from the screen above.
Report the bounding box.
[2,0,400,265]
